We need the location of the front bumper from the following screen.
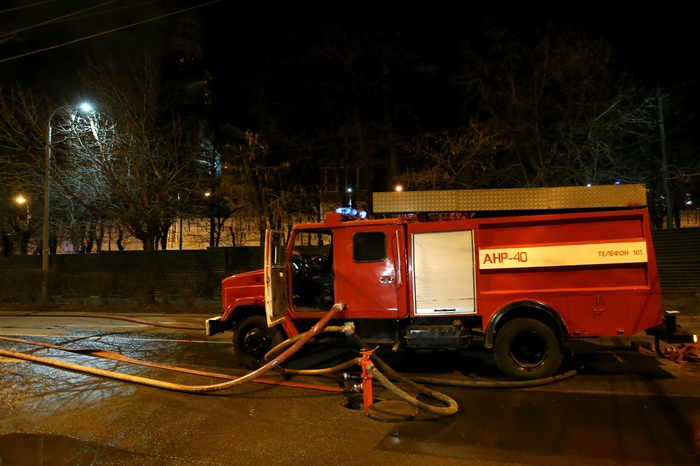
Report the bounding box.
[645,311,698,344]
[205,316,232,336]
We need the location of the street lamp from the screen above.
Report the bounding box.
[15,195,30,221]
[42,102,93,300]
[204,191,215,248]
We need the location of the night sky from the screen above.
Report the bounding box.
[1,0,172,95]
[1,1,697,124]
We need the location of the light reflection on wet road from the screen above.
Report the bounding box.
[0,314,699,465]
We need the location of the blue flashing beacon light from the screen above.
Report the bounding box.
[335,207,367,219]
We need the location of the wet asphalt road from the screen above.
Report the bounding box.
[0,313,699,466]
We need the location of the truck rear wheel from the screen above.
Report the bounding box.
[233,315,284,366]
[494,318,562,380]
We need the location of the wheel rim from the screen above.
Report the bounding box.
[243,328,270,358]
[510,330,547,369]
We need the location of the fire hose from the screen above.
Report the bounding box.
[266,325,578,388]
[0,304,578,419]
[0,311,206,330]
[0,303,347,394]
[0,334,352,393]
[265,325,579,417]
[0,305,459,418]
[265,325,459,417]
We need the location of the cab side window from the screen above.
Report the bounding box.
[353,232,386,263]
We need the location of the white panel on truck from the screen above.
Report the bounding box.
[412,230,476,315]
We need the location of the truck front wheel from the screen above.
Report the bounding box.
[233,315,284,365]
[494,318,562,380]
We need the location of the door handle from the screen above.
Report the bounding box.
[380,276,395,284]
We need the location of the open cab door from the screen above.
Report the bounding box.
[264,229,289,326]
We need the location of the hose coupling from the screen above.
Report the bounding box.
[333,302,346,312]
[340,322,355,335]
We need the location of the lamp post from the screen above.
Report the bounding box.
[42,102,93,300]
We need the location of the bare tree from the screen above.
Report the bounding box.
[459,19,658,188]
[0,84,145,254]
[41,56,210,301]
[0,86,50,255]
[398,121,509,191]
[651,85,700,229]
[52,57,207,253]
[218,127,306,245]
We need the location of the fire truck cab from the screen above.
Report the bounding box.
[206,184,694,380]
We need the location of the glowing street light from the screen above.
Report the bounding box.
[42,102,93,300]
[15,195,30,220]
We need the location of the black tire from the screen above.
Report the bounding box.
[233,315,284,365]
[493,318,562,380]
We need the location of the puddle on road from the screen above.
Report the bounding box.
[0,433,150,465]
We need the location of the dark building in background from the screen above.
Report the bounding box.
[161,5,212,116]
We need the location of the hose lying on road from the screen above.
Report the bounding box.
[409,368,580,388]
[0,312,204,331]
[0,304,577,419]
[1,308,459,417]
[0,303,346,394]
[0,334,351,393]
[367,363,459,417]
[268,327,580,417]
[365,346,577,415]
[267,325,460,417]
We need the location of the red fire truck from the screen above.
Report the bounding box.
[206,184,694,380]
